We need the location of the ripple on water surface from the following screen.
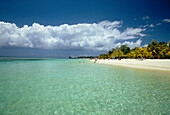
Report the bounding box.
[0,59,170,114]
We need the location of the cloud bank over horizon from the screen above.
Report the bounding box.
[0,21,145,51]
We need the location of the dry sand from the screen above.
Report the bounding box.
[92,59,170,72]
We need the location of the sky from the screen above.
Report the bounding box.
[0,0,170,58]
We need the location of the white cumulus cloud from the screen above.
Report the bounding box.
[142,16,150,20]
[149,24,154,27]
[163,19,170,23]
[156,23,161,26]
[0,20,145,51]
[114,39,143,49]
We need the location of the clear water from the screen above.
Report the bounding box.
[0,58,170,114]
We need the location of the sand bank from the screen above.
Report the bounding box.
[92,59,170,71]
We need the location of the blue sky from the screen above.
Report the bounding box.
[0,0,170,58]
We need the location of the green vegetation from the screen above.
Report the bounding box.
[98,40,170,59]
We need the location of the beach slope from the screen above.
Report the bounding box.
[93,59,170,71]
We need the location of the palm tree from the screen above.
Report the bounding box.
[113,49,124,59]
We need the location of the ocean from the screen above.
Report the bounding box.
[0,58,169,114]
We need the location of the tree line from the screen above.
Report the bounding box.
[98,40,170,59]
[69,56,98,59]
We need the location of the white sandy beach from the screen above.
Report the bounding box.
[92,59,170,72]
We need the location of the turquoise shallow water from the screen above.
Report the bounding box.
[0,58,170,114]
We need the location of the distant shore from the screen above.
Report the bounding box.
[92,59,170,72]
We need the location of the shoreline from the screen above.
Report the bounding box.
[91,59,170,72]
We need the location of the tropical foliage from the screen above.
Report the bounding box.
[98,40,170,59]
